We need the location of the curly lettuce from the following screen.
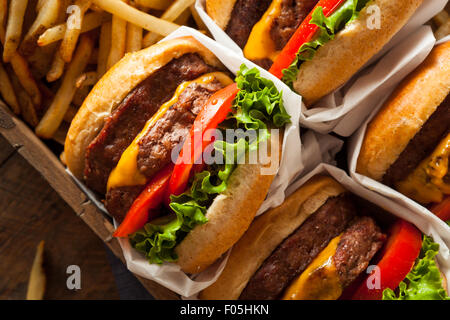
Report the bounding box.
[382,235,450,300]
[282,0,372,89]
[130,65,290,264]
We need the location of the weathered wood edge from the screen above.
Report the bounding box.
[0,102,180,300]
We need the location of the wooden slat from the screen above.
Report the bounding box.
[0,101,179,300]
[0,145,119,299]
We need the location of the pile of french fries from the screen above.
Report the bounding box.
[0,0,207,143]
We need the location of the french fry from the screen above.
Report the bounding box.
[46,50,65,82]
[26,241,46,300]
[36,35,94,138]
[0,20,42,107]
[96,20,111,78]
[9,54,42,107]
[38,12,105,46]
[19,0,60,56]
[142,0,194,47]
[9,71,39,127]
[93,0,179,36]
[0,61,21,115]
[134,0,171,10]
[126,21,143,53]
[107,10,127,69]
[3,0,29,62]
[60,0,93,62]
[75,71,97,87]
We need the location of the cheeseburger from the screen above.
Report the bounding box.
[357,42,450,217]
[200,175,449,300]
[206,0,424,105]
[64,36,290,274]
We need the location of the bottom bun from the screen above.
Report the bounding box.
[199,175,346,299]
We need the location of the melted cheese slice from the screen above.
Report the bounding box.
[106,72,233,191]
[396,133,450,204]
[282,235,343,300]
[243,0,282,62]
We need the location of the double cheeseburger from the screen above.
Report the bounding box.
[64,36,290,274]
[206,0,424,105]
[200,175,449,300]
[357,42,450,220]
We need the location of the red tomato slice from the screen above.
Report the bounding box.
[167,83,239,197]
[113,163,174,238]
[269,0,346,79]
[430,196,450,222]
[351,219,422,300]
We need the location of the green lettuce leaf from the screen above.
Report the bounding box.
[130,65,290,264]
[282,0,371,89]
[382,235,450,300]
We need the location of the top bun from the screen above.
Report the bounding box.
[294,0,424,105]
[199,175,346,299]
[357,42,450,181]
[64,36,223,179]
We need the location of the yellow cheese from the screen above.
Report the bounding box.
[106,72,233,191]
[243,0,283,62]
[282,235,343,300]
[396,133,450,204]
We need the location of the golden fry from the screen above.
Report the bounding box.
[9,71,39,127]
[97,20,112,78]
[134,0,171,10]
[93,0,179,36]
[0,61,21,115]
[60,0,93,62]
[107,12,127,69]
[38,12,105,46]
[20,0,60,56]
[26,241,46,300]
[3,0,29,62]
[142,0,194,47]
[126,21,143,53]
[47,50,66,82]
[36,35,94,138]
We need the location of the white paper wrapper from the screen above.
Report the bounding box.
[195,0,447,135]
[66,26,344,297]
[347,37,450,290]
[286,163,450,292]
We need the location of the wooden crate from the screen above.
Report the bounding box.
[0,100,179,300]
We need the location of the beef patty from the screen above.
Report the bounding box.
[333,216,385,288]
[84,53,215,194]
[382,94,450,187]
[225,0,318,69]
[225,0,272,49]
[239,194,356,300]
[105,80,225,223]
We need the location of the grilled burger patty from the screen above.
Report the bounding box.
[105,80,225,222]
[225,0,318,69]
[240,194,356,300]
[240,195,385,300]
[84,53,215,194]
[333,216,385,288]
[382,94,450,187]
